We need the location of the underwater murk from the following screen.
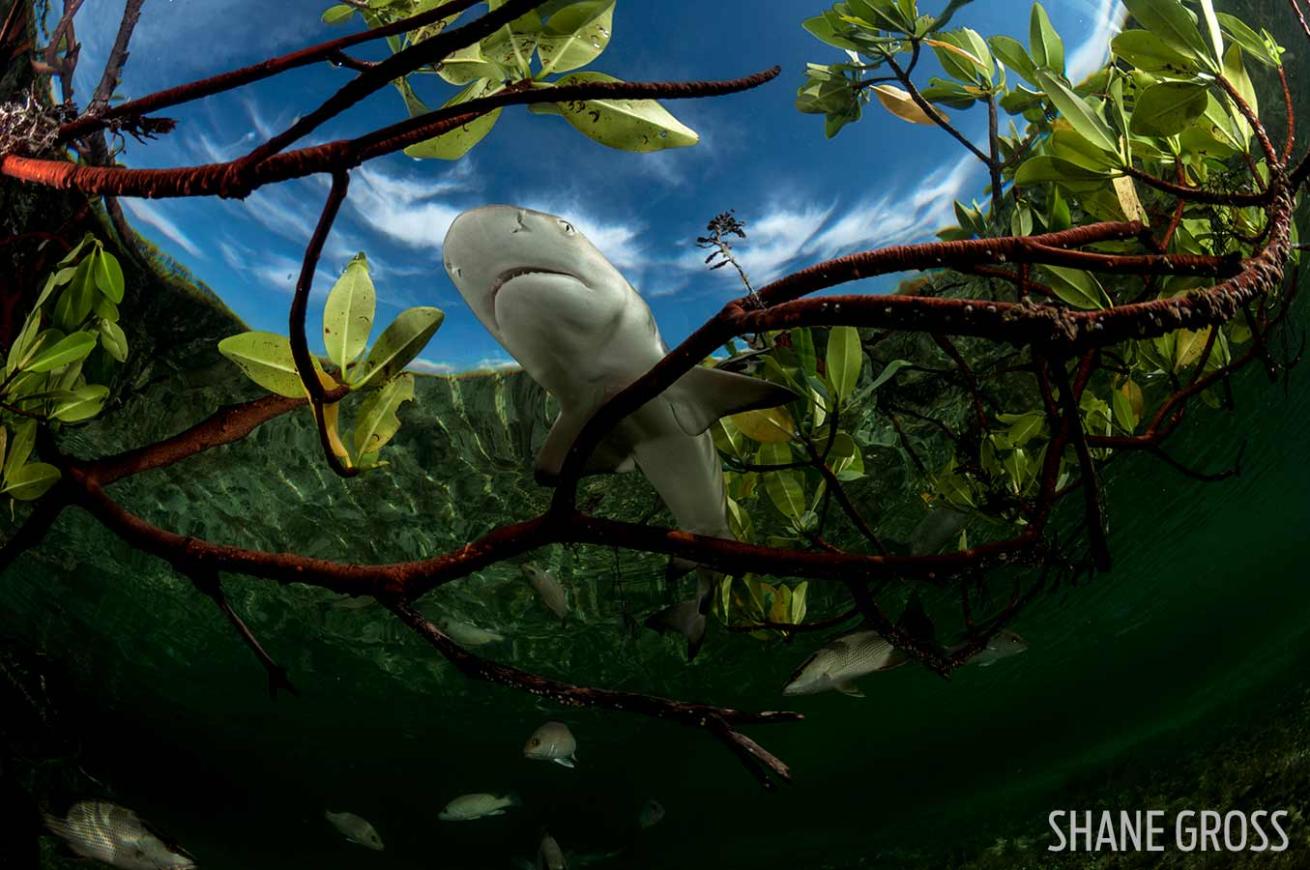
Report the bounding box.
[1,0,1309,867]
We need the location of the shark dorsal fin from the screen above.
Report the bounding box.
[665,365,798,437]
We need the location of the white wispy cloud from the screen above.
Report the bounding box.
[218,238,334,297]
[349,163,471,250]
[470,356,520,371]
[676,153,985,296]
[672,203,832,285]
[1068,0,1126,84]
[409,358,457,375]
[122,199,203,258]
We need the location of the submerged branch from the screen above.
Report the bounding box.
[388,601,800,788]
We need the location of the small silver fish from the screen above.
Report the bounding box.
[438,617,506,647]
[324,810,383,851]
[645,575,712,659]
[961,629,1028,667]
[637,799,665,830]
[645,599,707,659]
[783,629,907,697]
[538,832,568,869]
[524,721,578,768]
[43,801,195,870]
[438,793,520,821]
[522,564,569,620]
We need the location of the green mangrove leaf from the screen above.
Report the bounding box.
[52,259,94,330]
[1111,30,1199,74]
[435,42,502,85]
[3,420,35,482]
[757,443,806,520]
[98,319,128,363]
[1029,2,1064,72]
[34,265,77,311]
[1198,0,1224,63]
[802,13,861,51]
[730,406,796,444]
[24,330,96,373]
[6,313,42,376]
[92,249,125,303]
[324,253,376,374]
[354,307,445,389]
[1122,0,1209,64]
[2,462,60,501]
[537,0,614,75]
[218,331,323,398]
[1035,70,1118,155]
[1130,81,1208,136]
[1215,12,1280,67]
[321,4,356,24]
[404,79,505,160]
[989,34,1038,85]
[826,326,863,401]
[354,373,417,457]
[1173,327,1213,370]
[52,384,109,423]
[1044,266,1111,309]
[1222,43,1258,119]
[1014,155,1109,186]
[1112,379,1143,432]
[545,72,698,151]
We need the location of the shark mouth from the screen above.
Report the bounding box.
[489,267,581,323]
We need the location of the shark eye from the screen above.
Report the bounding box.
[558,220,576,236]
[530,738,541,747]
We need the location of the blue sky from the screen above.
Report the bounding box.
[68,0,1122,372]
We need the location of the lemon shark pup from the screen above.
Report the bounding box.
[443,206,796,656]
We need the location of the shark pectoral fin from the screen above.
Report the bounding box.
[835,681,865,699]
[553,757,576,769]
[665,366,800,436]
[536,410,634,483]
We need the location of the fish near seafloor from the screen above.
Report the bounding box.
[522,563,569,621]
[437,616,505,647]
[539,832,568,869]
[43,801,196,870]
[958,629,1028,666]
[524,720,578,768]
[443,206,797,658]
[324,810,384,851]
[783,629,908,698]
[439,793,520,821]
[637,798,665,830]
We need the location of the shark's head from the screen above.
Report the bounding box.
[443,206,631,346]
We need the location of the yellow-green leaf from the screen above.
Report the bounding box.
[218,331,324,398]
[353,307,445,390]
[2,462,59,501]
[826,325,864,401]
[730,406,795,443]
[354,373,417,457]
[324,253,376,373]
[24,330,96,373]
[545,72,698,152]
[537,0,615,75]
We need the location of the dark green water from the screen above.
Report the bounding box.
[1,263,1307,869]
